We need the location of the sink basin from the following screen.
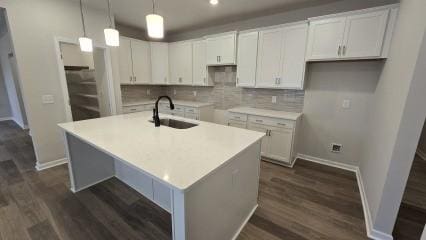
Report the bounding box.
[149,118,198,129]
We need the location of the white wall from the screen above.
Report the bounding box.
[60,43,94,69]
[0,33,27,128]
[0,63,11,119]
[359,0,426,235]
[300,61,383,166]
[0,0,120,165]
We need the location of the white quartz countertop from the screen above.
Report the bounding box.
[228,107,302,121]
[59,112,264,192]
[122,99,214,108]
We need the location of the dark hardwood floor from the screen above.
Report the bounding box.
[0,120,369,240]
[393,154,426,240]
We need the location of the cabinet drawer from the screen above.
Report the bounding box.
[248,115,294,128]
[123,105,145,113]
[228,119,247,129]
[228,112,247,122]
[185,107,199,114]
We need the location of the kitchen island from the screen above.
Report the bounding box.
[58,111,264,240]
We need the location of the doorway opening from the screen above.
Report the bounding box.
[56,40,116,122]
[393,118,426,240]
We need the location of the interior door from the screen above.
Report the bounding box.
[118,37,133,84]
[342,10,389,58]
[192,40,207,86]
[256,28,284,88]
[247,123,269,156]
[131,40,151,84]
[150,42,169,84]
[306,17,346,60]
[280,23,308,89]
[236,32,258,87]
[267,126,293,164]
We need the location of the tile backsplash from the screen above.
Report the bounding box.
[121,66,305,113]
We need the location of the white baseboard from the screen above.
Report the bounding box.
[417,149,426,161]
[0,117,12,121]
[232,204,258,240]
[36,158,68,171]
[296,153,358,172]
[296,153,393,240]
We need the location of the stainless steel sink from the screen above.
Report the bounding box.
[149,118,198,129]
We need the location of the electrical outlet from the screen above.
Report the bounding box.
[42,95,54,104]
[342,99,351,109]
[272,96,277,103]
[173,89,177,95]
[331,143,343,153]
[193,91,197,97]
[146,89,151,95]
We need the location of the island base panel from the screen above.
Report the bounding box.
[66,133,115,192]
[172,140,261,240]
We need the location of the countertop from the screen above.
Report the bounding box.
[228,107,303,121]
[122,99,214,108]
[59,112,264,192]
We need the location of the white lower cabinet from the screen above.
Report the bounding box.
[228,109,300,165]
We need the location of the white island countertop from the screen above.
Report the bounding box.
[228,107,302,120]
[59,112,264,192]
[122,99,214,108]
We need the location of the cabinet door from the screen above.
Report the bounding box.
[131,40,151,84]
[118,37,133,84]
[227,120,246,129]
[150,42,169,84]
[168,42,192,85]
[247,123,269,156]
[256,28,284,88]
[236,32,258,87]
[342,10,389,59]
[306,17,346,60]
[192,40,207,86]
[267,127,294,164]
[280,23,308,89]
[206,34,236,65]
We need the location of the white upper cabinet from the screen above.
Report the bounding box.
[131,39,152,84]
[150,42,169,84]
[306,17,346,60]
[281,24,308,89]
[118,37,134,84]
[192,40,208,86]
[256,23,308,89]
[306,8,392,61]
[342,10,389,58]
[236,32,258,87]
[256,28,284,88]
[206,33,237,65]
[169,41,193,85]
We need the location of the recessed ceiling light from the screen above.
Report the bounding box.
[210,0,219,5]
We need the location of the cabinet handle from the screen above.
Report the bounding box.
[269,130,272,137]
[338,46,342,56]
[255,119,263,123]
[277,123,286,126]
[228,122,230,126]
[204,77,206,84]
[277,78,281,85]
[219,56,221,62]
[343,46,346,55]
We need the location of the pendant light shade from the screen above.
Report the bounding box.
[146,14,164,39]
[104,28,120,46]
[104,0,120,46]
[79,37,93,52]
[79,0,93,52]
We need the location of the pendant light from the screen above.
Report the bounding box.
[78,0,93,52]
[104,0,120,46]
[146,0,164,39]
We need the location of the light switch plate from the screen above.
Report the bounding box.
[42,95,54,104]
[272,96,277,103]
[342,99,351,109]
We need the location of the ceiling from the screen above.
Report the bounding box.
[77,0,341,34]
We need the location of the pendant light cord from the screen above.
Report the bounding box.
[107,0,113,28]
[79,0,87,37]
[152,0,156,14]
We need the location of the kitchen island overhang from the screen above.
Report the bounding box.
[59,112,264,240]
